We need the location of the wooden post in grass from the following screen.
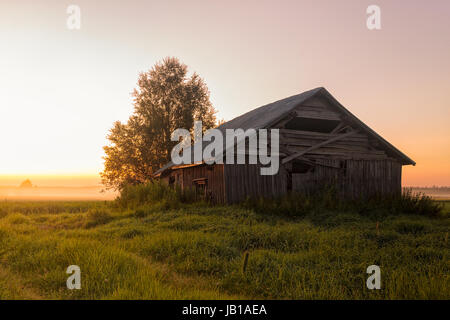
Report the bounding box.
[242,251,249,274]
[376,221,380,236]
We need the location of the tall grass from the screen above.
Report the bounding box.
[242,187,444,218]
[115,181,200,210]
[394,188,444,216]
[0,199,448,299]
[117,183,443,218]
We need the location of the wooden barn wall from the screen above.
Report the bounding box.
[223,164,288,203]
[164,159,402,203]
[292,158,402,198]
[178,164,225,204]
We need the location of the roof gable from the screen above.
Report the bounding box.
[217,87,415,166]
[316,88,415,165]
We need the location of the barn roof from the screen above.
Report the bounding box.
[154,87,415,176]
[216,87,322,133]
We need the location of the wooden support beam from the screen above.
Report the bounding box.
[281,149,341,169]
[295,110,341,121]
[280,128,367,140]
[297,156,341,169]
[330,122,349,134]
[281,130,357,164]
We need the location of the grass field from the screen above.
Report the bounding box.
[0,199,448,299]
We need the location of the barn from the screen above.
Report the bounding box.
[154,87,415,203]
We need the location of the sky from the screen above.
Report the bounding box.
[0,0,449,186]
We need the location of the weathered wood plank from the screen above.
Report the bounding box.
[295,110,341,121]
[282,130,358,164]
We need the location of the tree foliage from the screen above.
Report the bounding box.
[101,57,217,190]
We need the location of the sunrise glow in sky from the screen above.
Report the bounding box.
[0,0,449,186]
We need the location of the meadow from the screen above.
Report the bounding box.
[0,189,448,300]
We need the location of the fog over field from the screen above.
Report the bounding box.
[0,176,117,200]
[0,186,117,201]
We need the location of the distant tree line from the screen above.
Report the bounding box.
[410,186,450,193]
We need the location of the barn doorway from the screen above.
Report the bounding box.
[192,178,208,196]
[287,160,315,192]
